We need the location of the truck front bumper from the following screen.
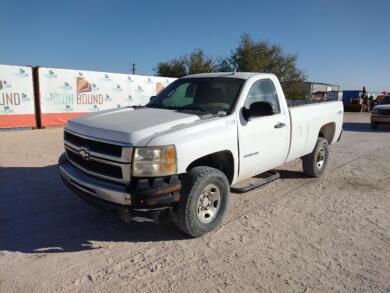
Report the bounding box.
[59,158,132,205]
[59,153,182,213]
[371,114,390,124]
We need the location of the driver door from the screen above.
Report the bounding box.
[237,78,289,181]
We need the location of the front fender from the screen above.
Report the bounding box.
[147,116,239,184]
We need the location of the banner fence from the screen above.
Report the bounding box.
[37,67,176,127]
[0,64,36,128]
[0,64,176,128]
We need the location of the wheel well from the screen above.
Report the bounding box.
[319,122,336,144]
[186,151,234,184]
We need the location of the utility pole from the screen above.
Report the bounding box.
[131,63,136,74]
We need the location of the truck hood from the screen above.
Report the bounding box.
[65,107,201,145]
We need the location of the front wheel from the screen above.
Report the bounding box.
[174,166,230,238]
[302,137,329,178]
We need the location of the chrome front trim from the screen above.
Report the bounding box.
[59,159,131,205]
[64,141,132,163]
[65,145,131,184]
[63,129,134,184]
[64,130,133,163]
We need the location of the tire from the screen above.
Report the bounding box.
[302,137,329,178]
[174,166,230,238]
[371,121,378,130]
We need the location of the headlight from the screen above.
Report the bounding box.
[132,145,177,177]
[371,109,378,114]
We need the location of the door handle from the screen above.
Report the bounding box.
[274,122,286,129]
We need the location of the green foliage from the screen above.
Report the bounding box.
[215,57,234,72]
[156,34,306,99]
[282,81,307,100]
[156,49,215,77]
[188,49,215,75]
[156,58,187,78]
[228,34,306,99]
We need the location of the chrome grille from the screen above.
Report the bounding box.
[64,130,132,183]
[64,131,122,157]
[66,150,123,179]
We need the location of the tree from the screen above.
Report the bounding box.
[228,34,306,99]
[282,80,306,100]
[156,58,187,78]
[156,34,306,99]
[215,57,234,72]
[188,49,215,75]
[156,49,215,77]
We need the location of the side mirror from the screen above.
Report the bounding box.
[242,101,274,120]
[149,96,156,102]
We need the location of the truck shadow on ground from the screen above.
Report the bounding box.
[0,165,187,254]
[343,122,390,132]
[0,164,330,254]
[277,170,307,179]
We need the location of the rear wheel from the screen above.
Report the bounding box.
[174,166,230,238]
[302,137,329,178]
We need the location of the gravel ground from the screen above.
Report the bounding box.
[1,112,390,292]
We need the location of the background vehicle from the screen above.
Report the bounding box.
[371,95,390,129]
[59,72,343,237]
[342,90,363,112]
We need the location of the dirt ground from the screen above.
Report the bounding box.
[0,112,390,292]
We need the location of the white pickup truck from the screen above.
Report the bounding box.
[59,72,343,237]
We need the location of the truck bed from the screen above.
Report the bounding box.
[285,101,343,162]
[286,98,339,108]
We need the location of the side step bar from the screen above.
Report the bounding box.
[231,170,280,193]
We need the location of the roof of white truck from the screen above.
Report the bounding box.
[184,72,273,80]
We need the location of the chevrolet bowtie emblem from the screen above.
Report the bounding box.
[78,148,90,160]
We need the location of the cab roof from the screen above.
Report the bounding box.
[184,72,274,80]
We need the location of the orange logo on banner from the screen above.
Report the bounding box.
[76,77,91,93]
[156,82,164,93]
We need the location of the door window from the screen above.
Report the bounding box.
[244,79,281,114]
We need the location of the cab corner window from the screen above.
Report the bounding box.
[244,79,281,114]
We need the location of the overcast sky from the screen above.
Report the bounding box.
[1,0,389,91]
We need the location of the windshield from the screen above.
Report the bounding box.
[380,96,390,105]
[147,77,245,114]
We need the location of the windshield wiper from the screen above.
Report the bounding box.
[146,104,172,110]
[147,104,213,114]
[177,105,208,113]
